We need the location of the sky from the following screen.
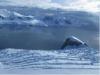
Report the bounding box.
[0,0,100,12]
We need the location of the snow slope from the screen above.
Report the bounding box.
[0,47,99,74]
[0,47,99,70]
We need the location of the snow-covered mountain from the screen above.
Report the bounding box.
[0,7,99,49]
[0,8,99,30]
[0,9,49,29]
[0,9,34,20]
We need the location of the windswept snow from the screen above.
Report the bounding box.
[0,47,99,70]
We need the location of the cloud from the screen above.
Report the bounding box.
[63,0,100,12]
[0,0,100,12]
[52,0,100,12]
[0,0,63,8]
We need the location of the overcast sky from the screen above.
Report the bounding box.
[0,0,100,12]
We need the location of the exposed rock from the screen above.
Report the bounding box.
[61,36,88,49]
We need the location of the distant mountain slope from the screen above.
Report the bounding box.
[0,7,99,31]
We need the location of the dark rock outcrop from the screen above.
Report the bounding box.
[61,36,88,49]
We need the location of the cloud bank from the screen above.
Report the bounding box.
[0,0,100,12]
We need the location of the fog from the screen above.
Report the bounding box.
[0,26,99,50]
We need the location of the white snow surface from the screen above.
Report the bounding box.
[0,48,99,69]
[0,48,99,74]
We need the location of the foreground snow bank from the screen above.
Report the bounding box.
[0,47,99,74]
[0,48,99,69]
